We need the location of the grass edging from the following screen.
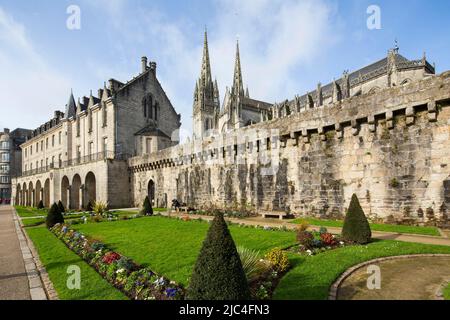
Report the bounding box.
[13,208,58,299]
[273,240,450,300]
[328,254,450,300]
[291,218,441,237]
[25,226,127,300]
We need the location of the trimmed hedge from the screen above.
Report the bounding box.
[187,213,251,300]
[342,194,372,244]
[141,196,153,216]
[46,203,64,228]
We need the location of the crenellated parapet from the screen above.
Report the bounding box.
[129,71,450,172]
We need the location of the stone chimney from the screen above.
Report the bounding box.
[141,56,148,73]
[150,61,157,75]
[98,88,104,99]
[3,128,10,134]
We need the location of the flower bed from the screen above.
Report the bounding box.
[291,227,349,256]
[51,223,184,300]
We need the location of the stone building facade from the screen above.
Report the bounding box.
[11,35,450,226]
[0,128,31,204]
[12,57,181,210]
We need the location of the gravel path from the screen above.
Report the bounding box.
[337,256,450,300]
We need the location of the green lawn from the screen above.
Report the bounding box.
[72,216,296,285]
[15,206,47,218]
[21,217,46,227]
[25,226,127,300]
[292,217,441,237]
[273,240,450,300]
[444,283,450,300]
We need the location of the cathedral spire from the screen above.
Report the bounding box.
[232,40,244,97]
[65,89,77,119]
[200,28,212,87]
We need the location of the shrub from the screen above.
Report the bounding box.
[102,252,121,264]
[117,256,135,273]
[141,196,153,216]
[319,226,328,234]
[320,233,337,246]
[85,201,94,212]
[46,203,64,228]
[297,230,314,249]
[237,246,268,282]
[296,220,309,232]
[57,200,65,213]
[187,213,250,300]
[37,200,44,209]
[93,200,108,216]
[265,248,289,273]
[342,194,372,244]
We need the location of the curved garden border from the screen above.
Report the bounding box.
[328,254,450,300]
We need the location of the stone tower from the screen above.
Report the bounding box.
[192,30,220,139]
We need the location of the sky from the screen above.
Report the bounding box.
[1,0,450,137]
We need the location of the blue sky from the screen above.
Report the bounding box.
[1,0,450,135]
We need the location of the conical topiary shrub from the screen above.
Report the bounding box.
[342,194,372,244]
[86,200,94,212]
[46,203,64,228]
[187,213,251,300]
[37,200,44,209]
[57,200,65,213]
[141,196,153,216]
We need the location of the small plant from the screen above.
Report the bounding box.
[389,178,400,188]
[320,233,337,246]
[102,252,121,264]
[117,256,135,273]
[237,246,268,282]
[297,230,314,249]
[296,220,309,232]
[265,248,289,273]
[37,200,44,209]
[46,203,64,228]
[93,200,109,216]
[319,226,328,234]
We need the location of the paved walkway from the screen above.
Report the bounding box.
[337,256,450,300]
[0,205,31,300]
[161,211,450,247]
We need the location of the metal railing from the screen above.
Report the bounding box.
[18,151,131,178]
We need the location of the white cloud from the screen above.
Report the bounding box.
[210,0,338,102]
[0,0,339,136]
[86,0,338,136]
[0,7,71,131]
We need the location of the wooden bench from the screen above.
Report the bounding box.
[177,206,189,213]
[260,211,289,221]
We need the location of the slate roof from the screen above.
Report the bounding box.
[292,52,435,105]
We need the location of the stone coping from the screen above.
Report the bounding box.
[13,208,59,300]
[328,254,450,300]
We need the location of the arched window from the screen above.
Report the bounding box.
[149,96,153,119]
[154,102,158,121]
[143,97,147,117]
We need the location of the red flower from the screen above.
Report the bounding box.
[320,233,337,246]
[102,252,121,264]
